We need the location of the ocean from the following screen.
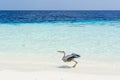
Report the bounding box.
[0,10,120,62]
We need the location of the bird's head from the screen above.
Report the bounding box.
[57,51,65,53]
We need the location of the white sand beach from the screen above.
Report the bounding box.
[0,55,120,80]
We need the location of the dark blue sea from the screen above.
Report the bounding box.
[0,10,120,23]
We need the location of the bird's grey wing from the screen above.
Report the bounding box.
[71,53,80,58]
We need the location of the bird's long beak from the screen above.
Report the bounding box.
[57,51,62,53]
[57,51,64,53]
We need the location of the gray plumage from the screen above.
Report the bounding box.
[62,53,80,62]
[57,51,80,68]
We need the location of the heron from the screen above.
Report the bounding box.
[57,51,80,68]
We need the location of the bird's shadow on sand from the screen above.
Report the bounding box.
[57,65,72,69]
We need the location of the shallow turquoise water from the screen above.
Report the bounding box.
[0,21,120,62]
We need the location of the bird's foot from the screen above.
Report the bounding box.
[72,65,76,68]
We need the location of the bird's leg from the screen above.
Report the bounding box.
[72,60,78,68]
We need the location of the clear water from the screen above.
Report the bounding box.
[0,11,120,62]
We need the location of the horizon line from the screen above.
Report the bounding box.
[0,9,120,11]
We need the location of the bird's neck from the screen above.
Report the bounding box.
[63,52,66,57]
